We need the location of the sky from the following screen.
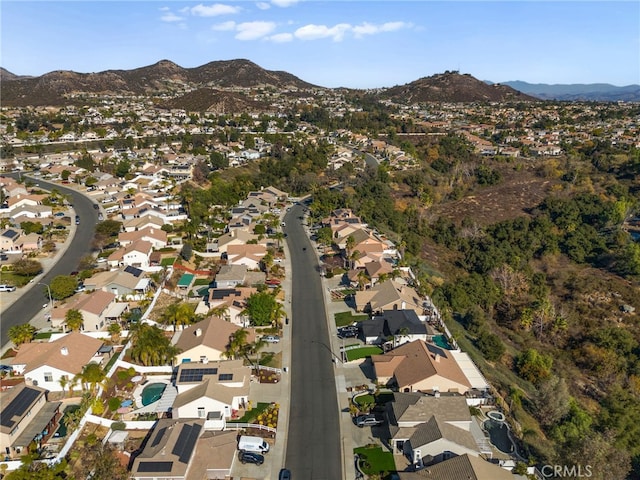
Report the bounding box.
[2,1,639,89]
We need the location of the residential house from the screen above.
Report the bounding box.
[20,232,43,252]
[206,287,257,326]
[8,204,53,220]
[122,216,165,233]
[130,419,205,480]
[396,453,515,480]
[50,290,124,332]
[172,316,256,364]
[213,265,265,289]
[172,359,251,421]
[0,228,22,252]
[372,341,472,395]
[0,384,62,458]
[84,266,150,298]
[9,332,104,392]
[386,392,483,466]
[360,310,434,347]
[226,243,267,269]
[365,259,395,286]
[107,239,153,269]
[212,230,260,255]
[118,226,168,249]
[354,279,424,315]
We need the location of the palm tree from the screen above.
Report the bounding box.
[209,305,230,321]
[270,301,286,329]
[344,235,355,268]
[65,309,84,332]
[161,302,196,331]
[357,269,370,291]
[79,363,105,394]
[107,322,121,343]
[273,231,285,250]
[224,328,249,360]
[129,323,180,366]
[8,323,37,348]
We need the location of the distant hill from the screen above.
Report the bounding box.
[0,67,31,82]
[0,59,320,107]
[382,71,539,104]
[495,80,640,102]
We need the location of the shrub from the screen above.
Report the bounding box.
[108,397,122,412]
[111,421,126,431]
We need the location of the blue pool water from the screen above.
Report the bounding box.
[432,335,452,350]
[141,383,166,406]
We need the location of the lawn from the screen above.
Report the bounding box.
[354,446,396,477]
[161,257,176,266]
[0,272,33,287]
[229,402,271,423]
[193,278,212,286]
[346,346,383,361]
[334,311,369,327]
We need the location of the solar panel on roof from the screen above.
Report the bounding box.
[178,367,218,383]
[170,423,201,464]
[137,461,173,472]
[150,426,167,447]
[218,373,233,381]
[0,387,40,428]
[124,265,143,277]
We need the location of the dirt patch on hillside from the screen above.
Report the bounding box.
[429,171,558,226]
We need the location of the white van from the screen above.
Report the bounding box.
[238,435,270,454]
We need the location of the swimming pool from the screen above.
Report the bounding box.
[141,383,166,406]
[432,335,452,350]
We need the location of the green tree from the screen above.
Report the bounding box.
[78,363,105,394]
[19,221,44,235]
[11,258,43,276]
[60,169,71,181]
[65,309,84,331]
[532,375,571,428]
[244,291,278,327]
[8,323,37,348]
[49,275,77,300]
[515,348,553,384]
[475,330,505,361]
[129,324,180,366]
[161,302,196,331]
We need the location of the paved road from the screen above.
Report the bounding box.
[283,203,343,479]
[0,174,98,347]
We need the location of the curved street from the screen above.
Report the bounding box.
[0,174,98,348]
[283,203,343,479]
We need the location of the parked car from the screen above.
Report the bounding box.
[279,468,292,480]
[356,414,384,427]
[238,450,264,465]
[0,284,16,292]
[74,284,86,293]
[262,335,280,344]
[75,215,80,225]
[338,326,359,338]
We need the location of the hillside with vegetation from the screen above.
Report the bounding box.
[173,102,640,477]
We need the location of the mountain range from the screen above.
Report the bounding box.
[490,80,640,102]
[1,59,633,108]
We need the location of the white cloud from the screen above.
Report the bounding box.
[161,12,185,22]
[271,0,299,7]
[212,20,236,31]
[268,32,293,43]
[256,2,271,10]
[159,6,170,11]
[235,21,276,40]
[294,23,351,42]
[353,21,410,38]
[190,3,241,17]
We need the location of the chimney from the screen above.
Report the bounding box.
[60,347,69,356]
[434,353,440,362]
[195,328,202,337]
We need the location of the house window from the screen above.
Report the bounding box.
[44,372,53,382]
[197,407,205,418]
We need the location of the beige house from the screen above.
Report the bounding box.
[372,341,472,394]
[206,286,257,326]
[226,243,267,269]
[107,239,153,269]
[10,332,105,392]
[130,419,205,480]
[0,384,61,458]
[172,360,251,421]
[118,226,167,249]
[50,290,122,332]
[355,279,423,314]
[173,316,256,364]
[396,453,515,479]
